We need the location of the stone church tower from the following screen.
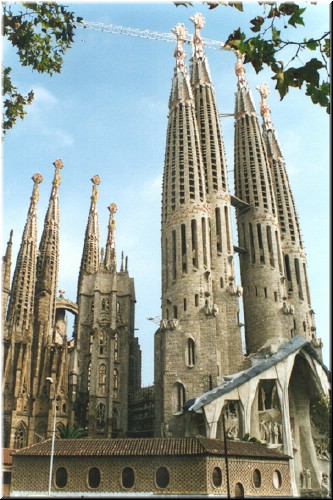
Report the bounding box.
[154,16,244,437]
[2,162,73,448]
[2,167,141,447]
[74,176,139,438]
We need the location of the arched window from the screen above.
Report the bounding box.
[55,467,68,489]
[187,338,195,367]
[173,382,185,413]
[14,422,27,449]
[34,422,47,443]
[88,467,101,489]
[234,482,244,498]
[155,467,170,489]
[113,369,119,399]
[212,467,222,487]
[122,467,135,489]
[253,469,261,488]
[272,470,282,489]
[99,331,107,355]
[98,364,107,394]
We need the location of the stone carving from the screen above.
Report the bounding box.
[159,319,179,330]
[205,299,219,316]
[316,440,330,460]
[259,419,283,444]
[55,319,66,345]
[224,401,240,440]
[283,301,295,315]
[321,473,329,497]
[300,468,312,490]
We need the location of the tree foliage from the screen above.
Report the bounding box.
[310,392,331,436]
[56,422,87,439]
[175,1,330,113]
[2,2,83,134]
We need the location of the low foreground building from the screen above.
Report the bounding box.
[10,437,292,497]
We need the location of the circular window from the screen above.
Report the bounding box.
[212,466,222,487]
[122,467,135,489]
[155,466,170,489]
[88,467,101,489]
[55,467,68,489]
[273,470,282,489]
[253,468,261,488]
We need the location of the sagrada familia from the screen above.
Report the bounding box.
[2,13,330,496]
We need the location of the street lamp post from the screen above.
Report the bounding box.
[46,377,57,496]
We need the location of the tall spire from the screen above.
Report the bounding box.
[233,57,292,354]
[35,160,63,344]
[190,13,243,375]
[77,175,100,293]
[6,173,43,335]
[258,83,317,345]
[190,13,212,86]
[104,203,117,271]
[2,229,13,325]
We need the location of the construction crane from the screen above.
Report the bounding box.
[76,20,236,118]
[76,20,235,54]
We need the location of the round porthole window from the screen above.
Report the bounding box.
[55,467,68,489]
[88,467,101,489]
[212,466,222,487]
[273,470,282,489]
[122,467,135,489]
[253,468,261,488]
[155,466,170,488]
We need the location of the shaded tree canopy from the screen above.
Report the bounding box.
[175,1,330,113]
[2,2,83,134]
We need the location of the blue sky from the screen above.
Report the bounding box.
[1,1,330,386]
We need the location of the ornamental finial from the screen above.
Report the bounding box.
[190,13,205,59]
[91,175,100,203]
[172,23,188,73]
[108,203,117,234]
[31,172,43,203]
[235,52,247,88]
[257,83,273,128]
[52,159,63,187]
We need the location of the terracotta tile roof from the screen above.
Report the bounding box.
[12,437,289,460]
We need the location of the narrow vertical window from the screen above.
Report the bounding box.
[202,217,208,267]
[249,223,255,263]
[172,230,177,280]
[98,364,106,394]
[173,305,178,319]
[303,263,311,304]
[87,361,91,391]
[242,222,247,250]
[264,287,268,298]
[284,254,293,291]
[275,231,283,272]
[257,223,265,264]
[183,298,187,311]
[195,294,199,306]
[113,369,119,399]
[224,206,231,252]
[181,224,187,273]
[294,258,303,299]
[191,219,198,268]
[215,208,222,252]
[266,225,275,267]
[187,338,195,366]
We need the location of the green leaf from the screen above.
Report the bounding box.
[250,16,265,33]
[288,7,306,27]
